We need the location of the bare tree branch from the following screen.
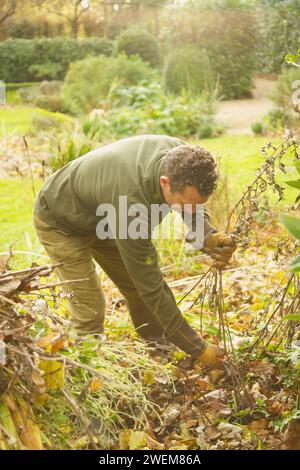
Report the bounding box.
[0,0,17,27]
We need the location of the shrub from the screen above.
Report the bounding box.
[62,54,157,115]
[114,27,160,67]
[272,68,300,115]
[16,81,66,113]
[0,37,114,83]
[35,95,66,113]
[163,46,215,95]
[251,122,266,135]
[256,0,300,73]
[17,85,41,104]
[39,81,63,96]
[31,114,62,132]
[264,109,289,131]
[161,7,256,99]
[28,63,64,81]
[83,81,222,140]
[50,136,94,172]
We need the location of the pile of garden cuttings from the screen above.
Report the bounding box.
[0,253,174,450]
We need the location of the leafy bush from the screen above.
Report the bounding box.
[163,46,215,95]
[9,20,38,39]
[281,214,300,273]
[161,7,256,99]
[50,136,94,172]
[252,109,289,135]
[272,68,300,115]
[28,63,64,81]
[0,37,113,82]
[114,27,160,67]
[7,17,65,39]
[17,85,41,104]
[62,54,157,115]
[16,81,66,113]
[251,122,266,135]
[255,0,300,73]
[82,81,221,140]
[280,159,300,273]
[39,81,63,96]
[31,114,62,132]
[35,95,66,113]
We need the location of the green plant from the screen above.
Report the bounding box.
[31,114,62,132]
[163,46,215,96]
[280,188,300,274]
[0,37,113,83]
[251,122,266,135]
[28,63,64,81]
[35,95,66,113]
[62,54,157,115]
[161,6,256,99]
[50,135,95,171]
[82,81,221,140]
[256,1,300,73]
[114,27,160,67]
[272,68,300,115]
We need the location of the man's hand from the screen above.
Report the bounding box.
[203,231,236,268]
[195,343,226,369]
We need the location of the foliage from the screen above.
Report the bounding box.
[50,133,94,172]
[16,80,66,113]
[272,68,300,116]
[163,46,215,96]
[160,6,256,99]
[281,158,300,274]
[251,121,265,136]
[0,37,113,82]
[255,0,300,73]
[114,27,160,67]
[62,54,158,115]
[80,81,221,144]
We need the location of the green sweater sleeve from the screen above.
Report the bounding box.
[114,234,206,356]
[112,192,207,357]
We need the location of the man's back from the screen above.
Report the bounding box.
[34,134,184,234]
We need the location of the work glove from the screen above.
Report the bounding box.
[202,231,236,268]
[194,343,226,369]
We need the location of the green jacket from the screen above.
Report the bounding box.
[34,134,217,356]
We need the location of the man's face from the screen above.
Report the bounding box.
[160,176,209,213]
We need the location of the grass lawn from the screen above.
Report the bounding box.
[0,179,44,266]
[200,134,298,204]
[0,105,72,137]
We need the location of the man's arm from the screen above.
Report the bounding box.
[114,235,206,356]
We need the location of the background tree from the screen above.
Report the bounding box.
[41,0,91,38]
[0,0,17,27]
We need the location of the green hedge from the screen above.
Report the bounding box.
[163,46,215,95]
[114,27,160,67]
[0,37,114,82]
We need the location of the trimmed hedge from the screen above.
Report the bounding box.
[0,37,113,82]
[163,46,215,95]
[114,27,160,67]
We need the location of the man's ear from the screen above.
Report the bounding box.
[160,175,170,188]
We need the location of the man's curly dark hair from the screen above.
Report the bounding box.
[160,145,218,197]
